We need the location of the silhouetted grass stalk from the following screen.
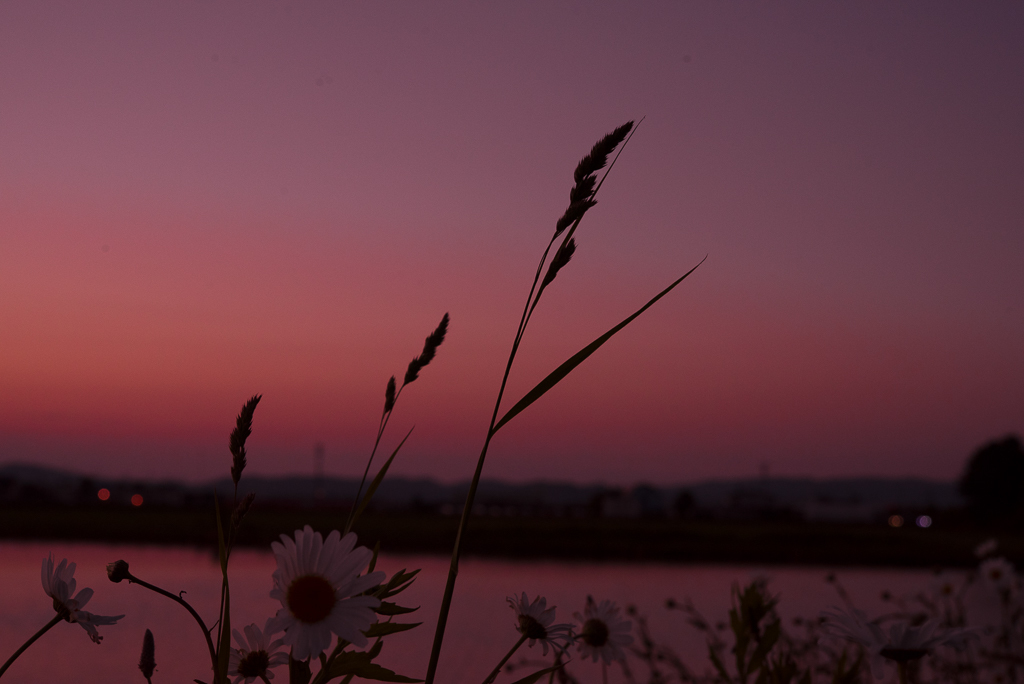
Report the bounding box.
[346,313,449,534]
[421,125,624,682]
[425,120,704,683]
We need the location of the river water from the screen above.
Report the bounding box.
[0,541,948,683]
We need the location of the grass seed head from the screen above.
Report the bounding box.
[229,394,261,485]
[384,375,397,414]
[404,313,450,386]
[231,491,257,530]
[542,238,577,288]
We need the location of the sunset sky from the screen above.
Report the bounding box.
[1,2,1022,485]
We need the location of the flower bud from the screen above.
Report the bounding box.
[139,629,156,680]
[107,560,131,583]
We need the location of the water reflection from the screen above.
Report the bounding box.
[0,541,940,683]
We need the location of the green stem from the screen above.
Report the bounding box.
[0,614,63,678]
[126,573,218,673]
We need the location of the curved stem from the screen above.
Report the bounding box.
[346,387,400,534]
[483,634,528,684]
[0,614,63,678]
[127,573,218,672]
[425,128,637,684]
[425,242,545,684]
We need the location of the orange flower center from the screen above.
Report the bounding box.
[286,575,337,624]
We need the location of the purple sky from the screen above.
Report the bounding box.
[1,2,1022,485]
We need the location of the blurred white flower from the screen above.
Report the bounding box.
[42,554,124,644]
[820,607,977,680]
[228,619,289,684]
[574,597,633,664]
[269,526,385,661]
[928,570,960,600]
[974,538,999,559]
[507,592,574,655]
[978,557,1016,592]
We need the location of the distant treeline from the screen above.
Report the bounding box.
[0,462,964,525]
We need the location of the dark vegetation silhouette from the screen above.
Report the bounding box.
[959,434,1024,523]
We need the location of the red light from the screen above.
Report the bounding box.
[131,494,144,507]
[97,488,110,501]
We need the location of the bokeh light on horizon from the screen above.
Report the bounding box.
[1,2,1022,485]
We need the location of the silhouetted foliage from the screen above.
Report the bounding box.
[959,434,1024,522]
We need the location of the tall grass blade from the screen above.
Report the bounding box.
[492,256,705,434]
[346,427,415,534]
[213,493,230,683]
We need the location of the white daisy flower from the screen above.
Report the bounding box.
[269,526,385,661]
[228,619,289,684]
[507,592,574,655]
[574,596,633,664]
[928,570,959,600]
[820,607,977,680]
[41,554,124,644]
[979,557,1016,592]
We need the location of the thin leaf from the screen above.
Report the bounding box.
[213,493,231,682]
[217,582,230,682]
[493,256,706,434]
[346,427,414,533]
[509,665,563,684]
[364,621,422,638]
[379,568,421,599]
[214,492,227,571]
[327,651,422,682]
[376,601,420,616]
[368,541,381,574]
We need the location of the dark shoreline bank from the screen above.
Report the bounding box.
[3,504,1018,567]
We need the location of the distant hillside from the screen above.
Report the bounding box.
[0,461,961,516]
[686,477,961,509]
